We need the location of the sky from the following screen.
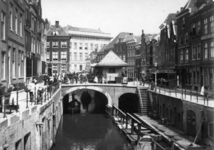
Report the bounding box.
[41,0,188,37]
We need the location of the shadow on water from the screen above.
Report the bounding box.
[51,114,135,150]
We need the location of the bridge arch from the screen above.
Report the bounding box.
[62,86,113,106]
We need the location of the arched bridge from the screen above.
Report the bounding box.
[61,83,147,107]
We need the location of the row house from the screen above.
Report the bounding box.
[189,1,214,91]
[103,32,129,56]
[158,13,177,87]
[126,35,141,79]
[145,35,160,81]
[8,0,25,86]
[46,21,71,76]
[0,0,8,87]
[177,0,214,91]
[114,39,126,62]
[0,0,25,87]
[0,0,46,88]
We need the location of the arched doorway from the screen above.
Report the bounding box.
[187,110,196,137]
[118,93,139,113]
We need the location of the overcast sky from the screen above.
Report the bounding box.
[41,0,187,37]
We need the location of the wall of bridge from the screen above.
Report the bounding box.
[61,84,138,107]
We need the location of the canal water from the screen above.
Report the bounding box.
[51,114,134,150]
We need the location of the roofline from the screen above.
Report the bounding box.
[69,34,113,39]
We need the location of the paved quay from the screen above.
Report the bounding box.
[134,114,208,150]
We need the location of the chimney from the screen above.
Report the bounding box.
[55,21,59,28]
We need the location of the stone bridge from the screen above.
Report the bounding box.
[61,83,144,107]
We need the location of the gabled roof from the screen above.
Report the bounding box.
[97,45,106,53]
[65,25,107,34]
[96,50,128,67]
[104,32,130,51]
[164,13,176,25]
[47,26,68,36]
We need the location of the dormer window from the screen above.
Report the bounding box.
[52,31,59,35]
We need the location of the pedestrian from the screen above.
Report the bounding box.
[200,85,204,95]
[150,80,155,90]
[94,76,98,83]
[204,85,209,104]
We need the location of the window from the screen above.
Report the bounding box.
[1,52,6,79]
[197,21,201,34]
[52,52,58,61]
[85,43,88,50]
[10,3,13,30]
[80,65,82,71]
[52,41,58,48]
[109,68,115,73]
[85,53,88,60]
[180,50,183,63]
[204,42,208,59]
[192,44,196,60]
[52,64,57,74]
[79,43,82,50]
[182,17,185,28]
[46,52,50,61]
[185,32,188,44]
[204,18,208,35]
[180,36,183,46]
[24,133,31,150]
[19,13,22,37]
[46,41,50,48]
[74,52,77,61]
[192,23,196,35]
[61,64,66,73]
[61,41,67,48]
[197,42,201,59]
[210,41,214,59]
[21,52,24,76]
[18,50,21,77]
[185,49,189,62]
[61,51,66,60]
[12,49,15,77]
[15,9,18,34]
[95,44,98,51]
[80,52,83,61]
[1,12,6,40]
[70,42,72,49]
[74,42,77,49]
[15,139,22,150]
[210,16,214,33]
[70,52,72,61]
[90,43,93,50]
[74,64,77,70]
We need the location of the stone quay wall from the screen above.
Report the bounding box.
[0,89,63,150]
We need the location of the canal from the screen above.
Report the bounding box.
[51,114,134,150]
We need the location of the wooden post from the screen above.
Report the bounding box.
[137,123,141,142]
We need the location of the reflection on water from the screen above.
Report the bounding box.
[51,114,134,150]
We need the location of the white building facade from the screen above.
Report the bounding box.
[65,26,112,72]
